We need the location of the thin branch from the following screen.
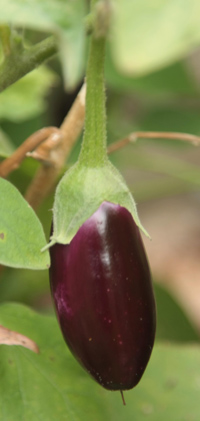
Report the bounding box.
[107,131,200,154]
[25,83,86,209]
[0,35,58,92]
[0,127,61,177]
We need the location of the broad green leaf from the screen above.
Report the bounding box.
[0,0,86,88]
[1,303,200,420]
[0,178,50,269]
[111,0,200,76]
[0,303,111,421]
[109,343,200,420]
[0,66,57,122]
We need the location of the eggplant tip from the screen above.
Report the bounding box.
[120,390,126,406]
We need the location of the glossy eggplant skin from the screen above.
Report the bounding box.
[49,201,156,391]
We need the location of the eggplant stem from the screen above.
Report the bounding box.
[120,390,126,406]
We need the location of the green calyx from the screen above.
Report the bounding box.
[51,161,149,246]
[49,0,149,248]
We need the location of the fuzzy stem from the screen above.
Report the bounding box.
[0,35,57,92]
[0,24,12,57]
[78,1,107,167]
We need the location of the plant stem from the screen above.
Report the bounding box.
[0,24,11,57]
[0,35,57,92]
[78,1,107,167]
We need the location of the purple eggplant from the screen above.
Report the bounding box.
[49,201,156,391]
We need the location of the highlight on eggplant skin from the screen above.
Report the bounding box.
[49,201,156,391]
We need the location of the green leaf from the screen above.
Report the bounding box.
[1,302,200,420]
[0,178,50,269]
[0,0,86,89]
[0,66,57,122]
[110,343,200,420]
[51,160,149,246]
[0,303,111,421]
[111,0,200,76]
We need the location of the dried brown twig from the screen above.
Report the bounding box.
[0,127,61,178]
[0,325,39,354]
[0,83,86,209]
[107,131,200,154]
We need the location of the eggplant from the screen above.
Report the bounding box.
[49,201,156,392]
